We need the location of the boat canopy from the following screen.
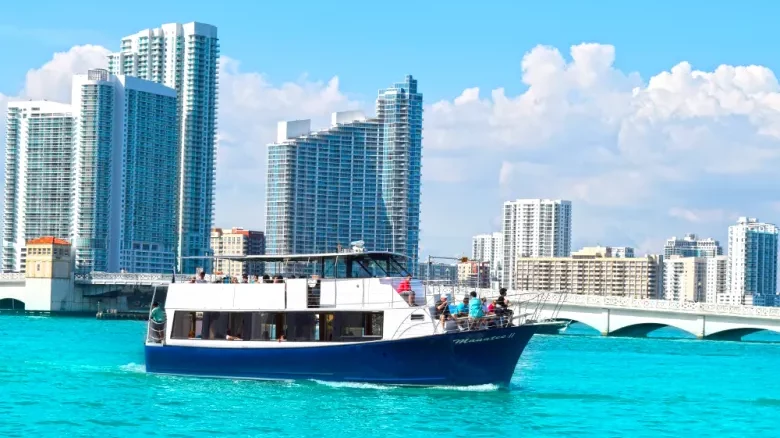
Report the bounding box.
[183,251,412,279]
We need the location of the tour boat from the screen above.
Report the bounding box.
[144,245,548,387]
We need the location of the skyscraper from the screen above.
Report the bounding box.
[663,255,727,303]
[71,69,179,273]
[1,69,178,274]
[108,22,219,274]
[472,232,503,280]
[725,217,778,306]
[3,102,74,272]
[502,199,572,290]
[266,76,423,273]
[664,234,722,258]
[210,227,265,277]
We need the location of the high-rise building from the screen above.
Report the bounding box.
[108,22,220,274]
[502,199,572,290]
[418,261,458,283]
[3,102,74,272]
[266,76,422,274]
[515,250,662,299]
[664,234,722,258]
[71,69,179,273]
[457,260,490,288]
[472,232,503,280]
[663,255,726,303]
[210,227,265,277]
[725,217,778,306]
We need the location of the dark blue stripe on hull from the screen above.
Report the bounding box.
[145,325,537,386]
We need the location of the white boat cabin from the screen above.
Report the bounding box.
[154,251,438,346]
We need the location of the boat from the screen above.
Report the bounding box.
[144,246,551,387]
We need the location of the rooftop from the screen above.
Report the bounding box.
[27,236,70,246]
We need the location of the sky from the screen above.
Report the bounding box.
[2,0,780,259]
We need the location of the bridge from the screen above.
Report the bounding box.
[524,293,780,341]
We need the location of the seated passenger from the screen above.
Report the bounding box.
[435,295,453,330]
[262,274,272,283]
[487,299,496,314]
[251,275,259,284]
[397,275,416,306]
[195,271,207,283]
[455,297,470,317]
[241,274,249,283]
[226,329,242,341]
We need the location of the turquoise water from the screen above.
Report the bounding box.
[2,316,780,437]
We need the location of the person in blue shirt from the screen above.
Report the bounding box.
[468,291,484,318]
[455,296,470,317]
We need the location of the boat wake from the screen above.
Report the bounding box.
[119,363,146,373]
[310,380,500,392]
[311,380,396,390]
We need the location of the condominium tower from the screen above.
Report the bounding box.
[210,227,265,277]
[664,234,722,258]
[71,69,178,273]
[266,76,423,273]
[2,70,178,273]
[472,232,503,280]
[514,247,662,299]
[502,199,572,290]
[663,255,727,303]
[724,217,778,306]
[108,22,219,274]
[3,102,74,272]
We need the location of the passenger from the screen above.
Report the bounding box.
[487,299,496,314]
[397,275,416,306]
[226,330,242,341]
[468,291,484,320]
[496,288,513,326]
[435,295,453,331]
[273,275,283,284]
[251,275,259,284]
[241,274,249,283]
[195,271,207,283]
[262,274,272,283]
[455,296,470,317]
[278,334,287,342]
[481,297,488,314]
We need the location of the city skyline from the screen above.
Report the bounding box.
[4,4,780,259]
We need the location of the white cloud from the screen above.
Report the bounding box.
[423,43,780,254]
[6,42,780,257]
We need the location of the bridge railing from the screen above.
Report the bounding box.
[530,292,780,318]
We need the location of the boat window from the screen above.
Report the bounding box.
[171,311,198,339]
[169,311,383,342]
[248,312,279,341]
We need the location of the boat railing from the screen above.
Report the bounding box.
[147,319,166,344]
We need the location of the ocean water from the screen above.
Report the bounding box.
[1,316,779,437]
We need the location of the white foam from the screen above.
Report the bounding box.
[119,362,146,373]
[426,384,500,392]
[311,380,396,390]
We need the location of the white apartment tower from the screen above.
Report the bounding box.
[502,199,572,290]
[663,255,727,303]
[108,22,219,274]
[3,102,74,272]
[71,69,178,273]
[724,217,778,306]
[472,232,503,280]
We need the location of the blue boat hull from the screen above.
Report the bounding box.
[145,324,537,386]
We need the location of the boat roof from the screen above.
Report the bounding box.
[183,250,409,263]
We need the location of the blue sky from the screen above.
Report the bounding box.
[3,1,780,259]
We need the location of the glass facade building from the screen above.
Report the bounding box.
[71,70,179,273]
[2,102,74,272]
[108,22,219,274]
[266,76,423,274]
[725,217,778,306]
